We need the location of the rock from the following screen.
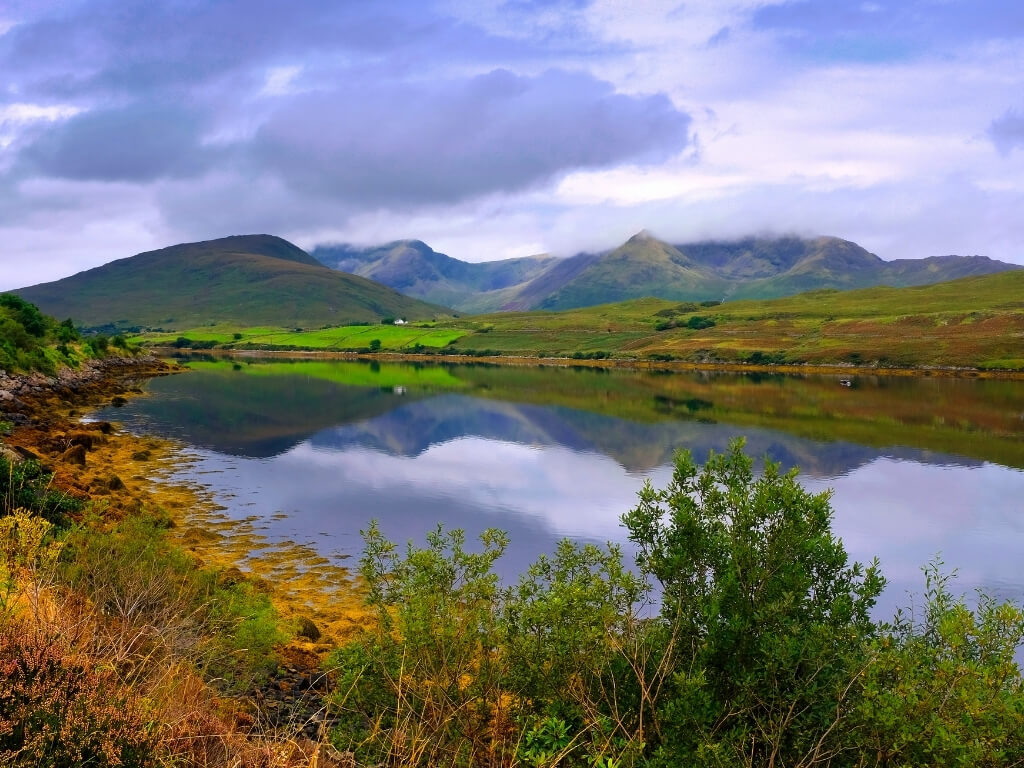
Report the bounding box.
[68,431,96,450]
[0,390,13,403]
[60,444,87,466]
[13,445,41,462]
[131,450,152,461]
[93,421,113,434]
[110,396,128,407]
[295,616,322,642]
[107,474,125,491]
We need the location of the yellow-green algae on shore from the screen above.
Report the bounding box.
[8,377,371,649]
[117,434,373,646]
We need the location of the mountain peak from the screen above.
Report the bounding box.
[628,229,657,243]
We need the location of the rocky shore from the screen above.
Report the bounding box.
[0,354,176,425]
[0,354,358,750]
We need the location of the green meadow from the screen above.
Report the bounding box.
[131,323,467,350]
[132,271,1024,371]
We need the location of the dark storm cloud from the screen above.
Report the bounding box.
[21,103,213,181]
[3,0,676,208]
[988,109,1024,155]
[249,68,691,205]
[0,0,543,100]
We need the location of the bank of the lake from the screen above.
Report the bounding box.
[153,345,1024,381]
[1,356,373,761]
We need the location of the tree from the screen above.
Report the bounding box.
[368,338,382,352]
[622,439,885,766]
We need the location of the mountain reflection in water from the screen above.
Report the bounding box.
[97,358,1024,617]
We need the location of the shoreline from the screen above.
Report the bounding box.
[154,345,1024,381]
[1,355,369,643]
[1,356,372,731]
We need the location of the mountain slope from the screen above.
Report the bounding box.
[533,232,730,310]
[16,235,444,330]
[318,233,1021,312]
[312,240,557,313]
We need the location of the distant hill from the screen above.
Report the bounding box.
[316,233,1021,312]
[16,234,444,330]
[312,240,557,313]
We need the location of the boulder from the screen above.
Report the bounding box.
[60,444,87,466]
[13,445,41,462]
[295,616,321,642]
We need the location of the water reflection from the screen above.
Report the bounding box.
[97,358,1024,617]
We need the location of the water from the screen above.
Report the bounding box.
[96,357,1024,618]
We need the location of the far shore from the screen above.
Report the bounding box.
[151,345,1024,381]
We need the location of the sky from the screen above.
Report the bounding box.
[1,0,1023,288]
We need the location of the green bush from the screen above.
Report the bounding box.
[685,315,715,330]
[0,457,83,525]
[329,441,1024,768]
[63,514,283,690]
[623,439,884,766]
[856,563,1024,766]
[331,523,509,766]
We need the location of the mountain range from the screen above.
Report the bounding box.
[12,231,1020,331]
[313,232,1020,312]
[16,234,442,330]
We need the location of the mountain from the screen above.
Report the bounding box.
[16,234,444,330]
[317,233,1021,312]
[312,240,557,313]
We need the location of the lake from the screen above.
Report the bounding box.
[95,357,1024,619]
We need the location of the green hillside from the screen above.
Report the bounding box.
[535,231,729,309]
[133,270,1024,371]
[316,232,1020,312]
[443,270,1024,369]
[16,235,445,331]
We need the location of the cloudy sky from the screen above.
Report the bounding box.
[1,0,1023,288]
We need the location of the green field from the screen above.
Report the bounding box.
[134,271,1024,371]
[442,270,1024,370]
[132,323,467,351]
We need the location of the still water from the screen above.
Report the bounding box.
[96,357,1024,618]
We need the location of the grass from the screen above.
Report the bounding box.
[130,271,1024,371]
[16,235,445,331]
[131,323,466,351]
[442,271,1024,369]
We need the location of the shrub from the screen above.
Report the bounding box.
[0,294,47,338]
[0,509,64,615]
[329,442,1024,768]
[0,457,83,525]
[0,622,155,767]
[622,439,885,766]
[331,523,511,766]
[64,514,283,688]
[856,563,1024,766]
[368,338,382,352]
[685,315,715,330]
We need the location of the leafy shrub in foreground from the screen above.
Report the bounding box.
[624,440,885,766]
[64,514,283,689]
[329,441,1024,767]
